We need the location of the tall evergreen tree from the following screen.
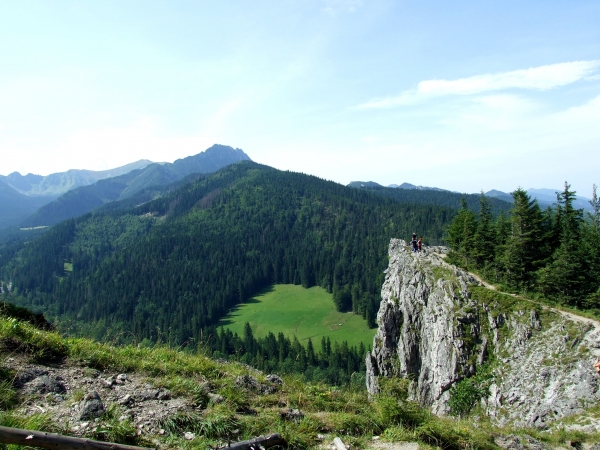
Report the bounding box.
[538,183,589,305]
[501,189,544,290]
[473,193,496,269]
[583,185,600,308]
[446,199,477,267]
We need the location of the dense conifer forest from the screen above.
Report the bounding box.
[201,323,368,386]
[349,185,513,216]
[0,161,458,347]
[446,183,600,310]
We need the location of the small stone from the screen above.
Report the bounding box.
[266,374,284,385]
[118,394,133,406]
[280,408,304,423]
[184,432,195,440]
[137,389,159,401]
[156,389,171,400]
[159,429,165,435]
[117,374,128,382]
[208,393,225,404]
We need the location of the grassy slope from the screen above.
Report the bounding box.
[219,285,376,349]
[1,305,597,449]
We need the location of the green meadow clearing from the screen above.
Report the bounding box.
[219,284,376,349]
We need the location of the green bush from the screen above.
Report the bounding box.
[448,378,485,417]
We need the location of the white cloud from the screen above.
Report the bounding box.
[322,0,362,16]
[354,60,600,109]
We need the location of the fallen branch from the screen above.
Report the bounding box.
[0,425,154,450]
[225,433,286,449]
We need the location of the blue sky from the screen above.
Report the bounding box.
[1,1,599,195]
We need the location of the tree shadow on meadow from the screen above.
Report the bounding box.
[216,284,276,326]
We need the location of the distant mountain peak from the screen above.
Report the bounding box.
[17,144,253,228]
[347,181,382,188]
[387,182,447,192]
[484,187,593,211]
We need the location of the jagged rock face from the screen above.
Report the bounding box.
[485,316,600,429]
[367,238,600,428]
[366,239,480,414]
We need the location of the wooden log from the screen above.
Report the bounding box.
[0,425,154,450]
[225,433,286,449]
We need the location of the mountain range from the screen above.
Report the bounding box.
[349,181,594,212]
[0,145,250,231]
[0,161,459,342]
[485,187,593,211]
[348,182,513,216]
[0,159,153,230]
[348,181,450,192]
[4,155,592,234]
[0,159,154,198]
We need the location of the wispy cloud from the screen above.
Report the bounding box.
[354,60,600,109]
[322,0,362,16]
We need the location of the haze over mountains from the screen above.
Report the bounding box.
[0,159,154,198]
[0,145,250,231]
[349,180,594,212]
[0,159,154,229]
[1,145,593,236]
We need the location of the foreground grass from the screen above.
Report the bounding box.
[0,314,597,449]
[219,284,376,349]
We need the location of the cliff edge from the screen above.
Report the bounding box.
[366,238,600,430]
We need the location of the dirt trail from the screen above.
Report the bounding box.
[467,269,600,330]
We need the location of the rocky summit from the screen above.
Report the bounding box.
[366,238,600,430]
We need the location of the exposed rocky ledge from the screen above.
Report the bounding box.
[366,238,600,429]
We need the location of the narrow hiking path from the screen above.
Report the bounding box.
[434,249,600,330]
[467,267,600,330]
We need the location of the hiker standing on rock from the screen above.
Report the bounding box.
[411,233,418,253]
[418,237,423,252]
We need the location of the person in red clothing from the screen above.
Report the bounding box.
[418,237,423,252]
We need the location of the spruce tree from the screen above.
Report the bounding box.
[538,183,588,305]
[446,199,477,267]
[583,185,600,308]
[501,189,544,290]
[473,193,496,270]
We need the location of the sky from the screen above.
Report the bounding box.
[1,1,599,195]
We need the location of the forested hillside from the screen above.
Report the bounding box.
[446,183,600,309]
[19,144,250,228]
[349,184,512,216]
[0,162,457,346]
[0,180,56,229]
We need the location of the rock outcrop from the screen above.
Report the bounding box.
[366,238,600,428]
